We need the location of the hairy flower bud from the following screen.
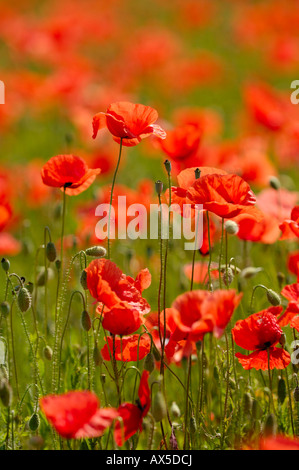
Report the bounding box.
[224,220,239,235]
[264,414,277,437]
[0,302,10,318]
[269,176,281,190]
[81,310,91,331]
[85,246,106,257]
[144,352,155,373]
[80,270,88,290]
[29,412,40,432]
[46,242,57,262]
[17,287,32,313]
[93,345,103,367]
[1,258,10,272]
[277,377,286,404]
[43,345,53,361]
[155,180,163,195]
[152,391,167,422]
[266,289,281,306]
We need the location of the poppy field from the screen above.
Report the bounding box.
[1,0,299,452]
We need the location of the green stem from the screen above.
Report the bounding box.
[107,139,123,259]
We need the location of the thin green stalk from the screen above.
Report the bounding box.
[107,138,123,259]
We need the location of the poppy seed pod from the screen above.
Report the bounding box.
[152,391,167,422]
[81,310,91,331]
[223,267,234,287]
[80,270,88,290]
[46,242,57,262]
[0,301,10,318]
[1,258,10,272]
[155,180,163,195]
[277,377,286,404]
[294,386,299,402]
[144,352,155,373]
[164,159,172,175]
[266,289,281,306]
[264,414,277,437]
[17,287,32,313]
[224,220,239,235]
[29,413,40,432]
[43,345,53,361]
[269,176,281,190]
[85,246,107,257]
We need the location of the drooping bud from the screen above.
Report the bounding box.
[81,310,91,331]
[164,160,172,175]
[153,347,161,361]
[240,267,263,279]
[155,180,163,195]
[0,379,12,407]
[263,414,277,437]
[29,412,40,431]
[266,289,281,306]
[269,176,281,190]
[152,391,167,422]
[189,416,197,434]
[279,334,286,347]
[277,377,286,404]
[43,345,53,361]
[294,386,299,402]
[37,267,54,287]
[170,401,181,418]
[0,302,10,318]
[17,287,32,313]
[46,242,57,262]
[224,220,239,235]
[85,246,106,258]
[144,352,155,373]
[80,270,88,290]
[55,260,61,272]
[1,258,10,272]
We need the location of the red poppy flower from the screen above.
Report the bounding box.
[288,251,299,280]
[232,307,290,370]
[257,188,299,223]
[187,173,256,219]
[101,334,151,362]
[259,435,299,450]
[278,283,299,327]
[40,391,118,439]
[85,259,151,314]
[0,233,21,256]
[92,102,166,147]
[98,303,144,336]
[233,212,280,244]
[158,124,201,161]
[41,155,101,196]
[280,206,299,240]
[244,83,285,132]
[114,371,150,446]
[183,261,219,284]
[167,290,242,358]
[0,202,12,231]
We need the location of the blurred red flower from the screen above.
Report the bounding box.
[232,307,290,370]
[114,371,150,446]
[158,124,201,161]
[92,102,166,146]
[41,154,101,196]
[101,334,151,362]
[279,206,299,239]
[40,391,118,439]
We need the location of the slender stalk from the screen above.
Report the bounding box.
[107,139,123,259]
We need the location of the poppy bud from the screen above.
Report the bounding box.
[194,168,201,180]
[0,379,12,407]
[29,412,40,432]
[170,401,181,418]
[46,242,56,262]
[1,258,10,272]
[243,392,252,415]
[164,159,172,175]
[144,352,155,373]
[81,310,91,331]
[269,176,281,190]
[189,416,197,434]
[152,391,167,422]
[54,203,63,220]
[100,374,106,385]
[266,289,281,306]
[240,267,263,279]
[93,345,103,366]
[263,414,277,437]
[213,365,220,381]
[252,399,262,420]
[0,301,10,318]
[294,386,299,402]
[153,346,161,361]
[43,345,53,361]
[80,270,88,290]
[17,287,32,313]
[277,272,285,288]
[55,260,61,271]
[223,267,234,287]
[277,377,286,404]
[85,246,106,258]
[155,180,163,195]
[224,220,239,235]
[279,334,286,347]
[37,267,54,287]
